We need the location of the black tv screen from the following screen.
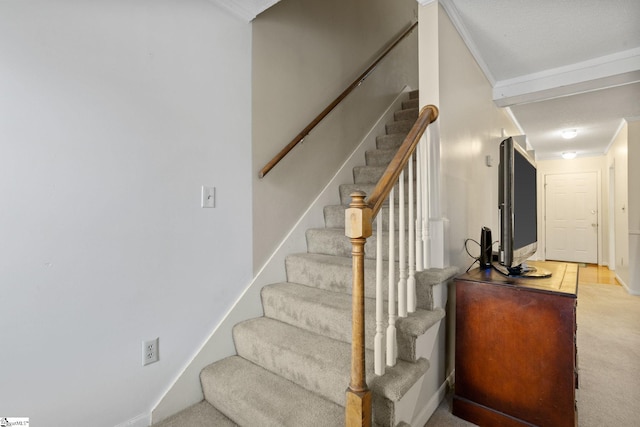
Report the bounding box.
[497,137,547,277]
[513,149,537,249]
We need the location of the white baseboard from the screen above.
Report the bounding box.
[617,273,639,295]
[115,413,150,427]
[407,372,451,427]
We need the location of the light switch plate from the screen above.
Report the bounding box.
[201,186,215,208]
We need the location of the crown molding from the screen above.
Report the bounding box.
[493,47,640,107]
[438,0,497,86]
[210,0,281,22]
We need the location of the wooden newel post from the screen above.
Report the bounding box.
[344,191,373,427]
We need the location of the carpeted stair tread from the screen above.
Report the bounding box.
[154,401,237,427]
[233,317,352,406]
[261,281,443,361]
[232,317,429,408]
[370,357,430,402]
[285,252,444,310]
[353,164,413,184]
[397,308,446,362]
[402,98,418,109]
[366,148,399,166]
[201,356,343,427]
[339,183,409,205]
[262,281,375,349]
[323,203,411,229]
[377,133,408,150]
[306,227,404,260]
[397,307,445,338]
[386,119,414,134]
[394,107,419,122]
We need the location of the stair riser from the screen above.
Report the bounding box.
[233,318,367,407]
[201,356,343,427]
[262,283,443,363]
[366,149,396,166]
[385,120,414,135]
[353,164,414,184]
[324,204,412,230]
[402,98,418,109]
[394,108,418,122]
[284,254,435,311]
[376,133,407,150]
[365,149,419,167]
[340,183,411,205]
[306,228,408,261]
[261,283,378,351]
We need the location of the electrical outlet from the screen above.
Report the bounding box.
[142,338,159,366]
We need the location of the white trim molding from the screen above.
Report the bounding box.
[493,47,640,107]
[438,0,497,86]
[210,0,281,22]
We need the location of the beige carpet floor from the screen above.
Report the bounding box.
[425,281,640,427]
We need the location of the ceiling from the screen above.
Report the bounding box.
[440,0,640,160]
[216,0,640,160]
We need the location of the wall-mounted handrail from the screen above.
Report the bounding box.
[258,21,418,179]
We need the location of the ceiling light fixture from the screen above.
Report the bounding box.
[562,152,577,160]
[562,129,577,139]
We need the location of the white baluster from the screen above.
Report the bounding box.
[374,213,385,375]
[398,171,407,318]
[421,136,429,269]
[407,153,416,313]
[387,188,397,366]
[416,144,424,273]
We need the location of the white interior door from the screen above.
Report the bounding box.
[545,172,598,263]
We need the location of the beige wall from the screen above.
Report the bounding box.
[536,156,607,264]
[417,3,521,385]
[252,0,418,271]
[436,5,520,270]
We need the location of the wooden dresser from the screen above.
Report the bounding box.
[452,261,578,427]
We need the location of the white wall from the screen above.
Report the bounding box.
[252,0,418,271]
[0,2,252,426]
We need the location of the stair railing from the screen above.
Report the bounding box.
[258,22,418,179]
[344,104,439,427]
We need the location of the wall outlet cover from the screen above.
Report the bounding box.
[142,338,159,366]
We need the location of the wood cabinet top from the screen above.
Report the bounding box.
[456,260,578,297]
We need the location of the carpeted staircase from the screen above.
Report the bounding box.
[156,91,450,427]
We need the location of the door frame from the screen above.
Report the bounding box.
[538,170,602,265]
[608,162,616,270]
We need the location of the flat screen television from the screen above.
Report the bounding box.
[496,137,550,278]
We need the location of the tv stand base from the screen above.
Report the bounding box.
[493,261,552,278]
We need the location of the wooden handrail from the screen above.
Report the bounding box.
[366,105,439,215]
[345,103,438,427]
[258,21,419,179]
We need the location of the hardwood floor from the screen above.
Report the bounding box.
[578,264,618,286]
